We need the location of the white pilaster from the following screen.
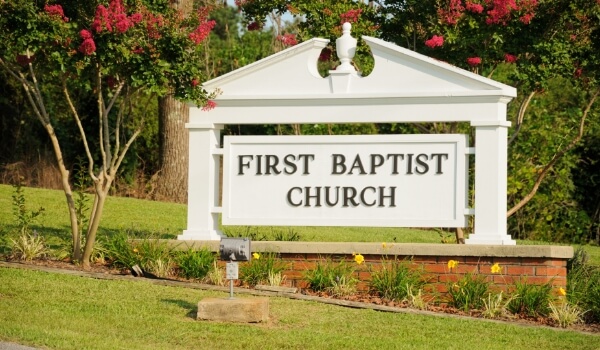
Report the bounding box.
[178,123,224,240]
[466,120,516,245]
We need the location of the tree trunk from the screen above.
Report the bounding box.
[155,95,189,203]
[154,0,193,203]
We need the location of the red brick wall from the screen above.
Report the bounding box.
[273,253,568,295]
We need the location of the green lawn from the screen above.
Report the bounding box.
[0,267,598,350]
[1,184,599,265]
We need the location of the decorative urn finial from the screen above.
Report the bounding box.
[335,22,357,72]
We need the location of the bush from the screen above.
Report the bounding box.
[304,258,357,295]
[446,272,490,312]
[9,231,48,261]
[568,247,600,323]
[370,258,427,301]
[174,247,216,280]
[507,278,553,317]
[240,252,285,286]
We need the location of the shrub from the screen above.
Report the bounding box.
[567,247,600,323]
[446,272,490,312]
[9,231,48,261]
[481,291,515,319]
[174,247,216,280]
[507,279,553,317]
[240,252,285,286]
[103,232,141,269]
[549,300,585,328]
[370,258,427,301]
[304,258,357,294]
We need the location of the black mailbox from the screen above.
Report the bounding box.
[219,237,251,261]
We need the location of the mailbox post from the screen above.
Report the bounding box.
[219,238,251,299]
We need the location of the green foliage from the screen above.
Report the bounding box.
[174,247,216,280]
[223,226,301,241]
[568,247,600,323]
[103,232,140,269]
[369,258,427,301]
[446,272,490,312]
[304,258,357,294]
[9,231,48,261]
[507,279,553,317]
[11,179,44,235]
[240,252,286,286]
[481,291,515,319]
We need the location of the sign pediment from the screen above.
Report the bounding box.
[202,32,516,100]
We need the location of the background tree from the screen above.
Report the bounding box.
[0,0,217,267]
[237,0,600,242]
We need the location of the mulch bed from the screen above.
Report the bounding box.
[2,258,599,334]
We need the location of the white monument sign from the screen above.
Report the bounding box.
[180,23,517,245]
[222,135,468,227]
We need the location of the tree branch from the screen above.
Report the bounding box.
[507,88,599,218]
[508,91,536,146]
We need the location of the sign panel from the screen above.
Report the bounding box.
[222,135,468,227]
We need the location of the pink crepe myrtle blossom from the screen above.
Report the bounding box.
[80,29,92,40]
[79,38,96,55]
[130,13,143,24]
[132,46,144,54]
[44,4,68,22]
[340,9,362,24]
[504,53,517,63]
[189,20,216,45]
[467,57,482,66]
[277,33,298,46]
[438,0,464,25]
[465,2,484,14]
[191,79,199,87]
[202,100,216,111]
[425,35,444,48]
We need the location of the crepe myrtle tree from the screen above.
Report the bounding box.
[0,0,218,268]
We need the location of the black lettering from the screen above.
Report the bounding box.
[386,154,404,174]
[379,186,396,207]
[324,186,340,206]
[360,186,377,207]
[343,187,359,207]
[265,155,281,175]
[256,155,263,175]
[287,187,302,207]
[332,154,346,174]
[349,154,367,175]
[304,186,322,207]
[406,154,414,175]
[431,153,449,174]
[370,154,384,175]
[297,154,315,175]
[415,154,429,174]
[283,154,297,174]
[238,155,253,175]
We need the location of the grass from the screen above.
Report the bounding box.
[1,267,598,350]
[1,184,599,265]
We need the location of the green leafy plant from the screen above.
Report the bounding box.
[549,300,585,328]
[304,258,357,293]
[10,231,48,261]
[567,247,600,323]
[103,232,141,269]
[240,252,286,286]
[146,258,176,278]
[507,278,553,317]
[370,258,427,301]
[11,180,44,235]
[446,272,490,312]
[482,291,515,319]
[174,247,216,280]
[206,261,226,286]
[406,287,429,310]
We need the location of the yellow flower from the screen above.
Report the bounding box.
[252,252,260,260]
[133,248,139,253]
[447,260,459,269]
[491,263,502,274]
[559,287,567,296]
[354,253,365,265]
[382,242,387,249]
